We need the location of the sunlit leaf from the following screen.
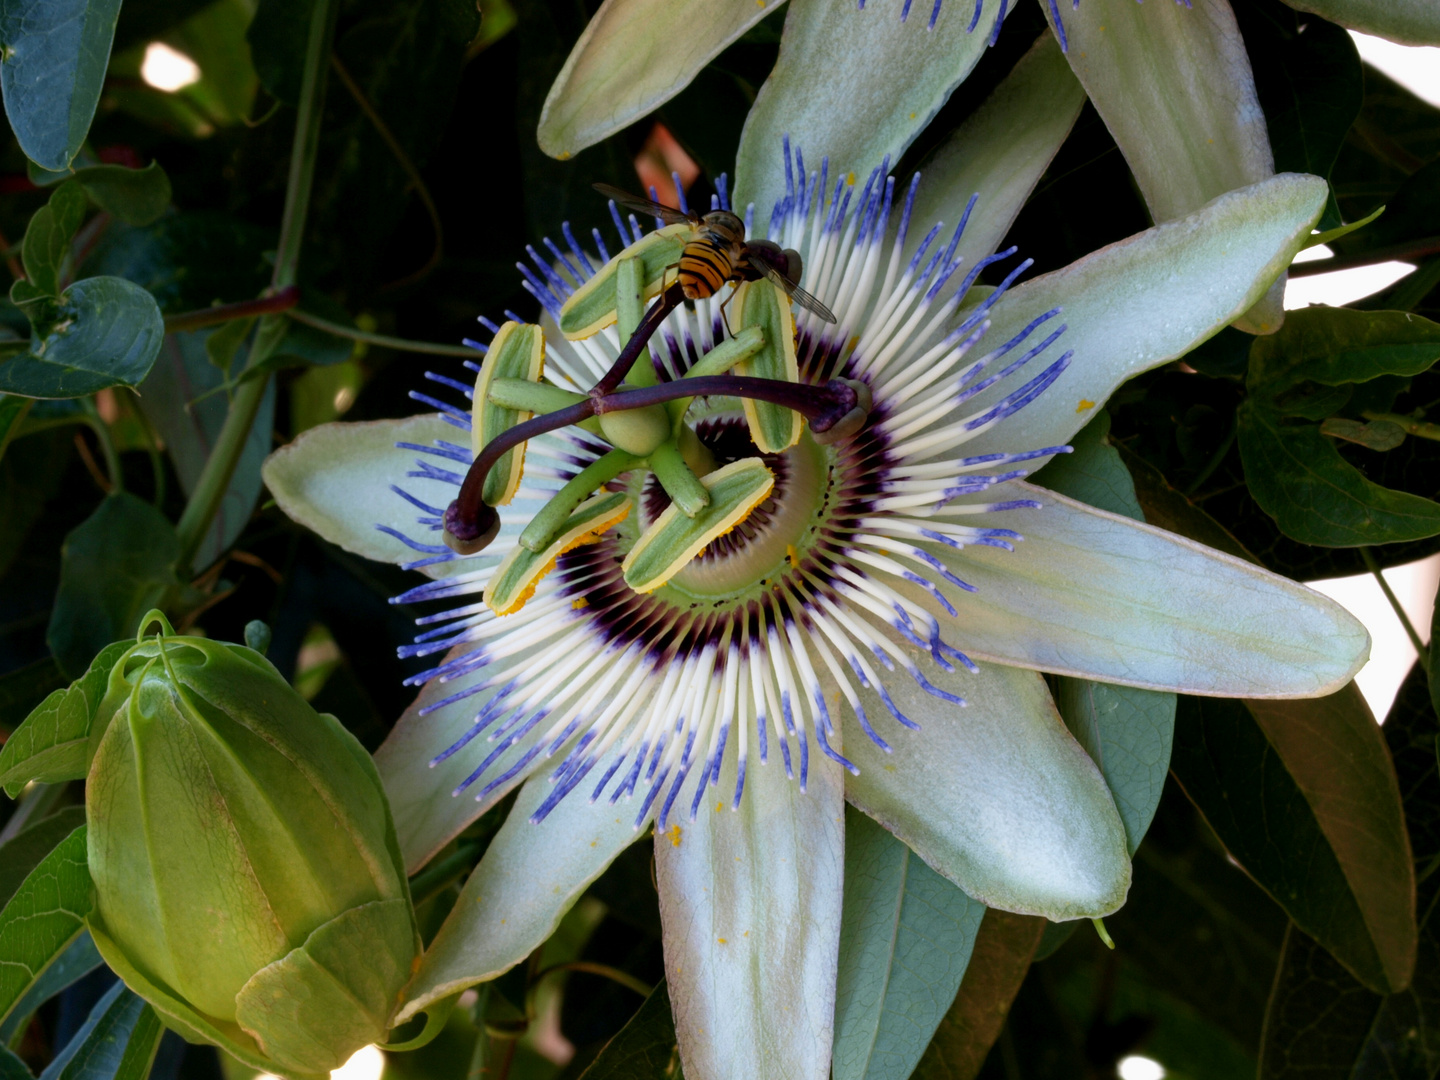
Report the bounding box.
[0,642,130,796]
[909,909,1045,1079]
[0,0,123,170]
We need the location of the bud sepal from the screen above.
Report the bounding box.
[83,613,423,1078]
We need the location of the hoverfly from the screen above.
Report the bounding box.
[593,183,837,325]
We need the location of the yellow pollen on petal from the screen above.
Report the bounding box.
[715,801,724,813]
[572,597,589,610]
[786,544,800,568]
[486,494,629,615]
[846,172,856,186]
[669,824,682,847]
[718,937,728,944]
[1076,399,1096,413]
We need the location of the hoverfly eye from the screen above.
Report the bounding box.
[782,249,804,285]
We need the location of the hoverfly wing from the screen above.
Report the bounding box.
[762,266,837,324]
[591,183,695,227]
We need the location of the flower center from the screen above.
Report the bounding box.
[640,415,830,598]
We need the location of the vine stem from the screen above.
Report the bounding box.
[1361,548,1431,672]
[286,308,481,358]
[163,286,300,334]
[172,0,338,575]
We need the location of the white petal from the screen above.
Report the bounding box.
[377,644,553,872]
[908,30,1085,277]
[1049,0,1272,226]
[657,743,845,1080]
[395,774,647,1022]
[1043,0,1283,333]
[961,173,1327,458]
[262,415,459,571]
[845,661,1130,919]
[928,483,1370,697]
[734,0,1003,218]
[538,0,785,159]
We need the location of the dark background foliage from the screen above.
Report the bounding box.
[1,0,1439,1076]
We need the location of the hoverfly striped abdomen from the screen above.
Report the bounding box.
[677,211,746,301]
[591,184,837,325]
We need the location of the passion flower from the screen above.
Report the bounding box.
[263,144,1361,1080]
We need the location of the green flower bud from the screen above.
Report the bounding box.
[84,613,421,1080]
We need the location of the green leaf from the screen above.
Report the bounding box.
[0,0,122,170]
[1250,307,1440,392]
[202,315,253,373]
[1258,665,1440,1077]
[0,277,165,399]
[832,810,985,1080]
[138,329,275,570]
[1054,682,1174,857]
[0,640,131,796]
[77,163,172,228]
[84,212,273,316]
[1432,577,1440,723]
[0,394,30,466]
[39,980,162,1080]
[0,656,66,735]
[0,825,92,1032]
[245,0,315,104]
[1172,688,1416,994]
[1031,411,1142,521]
[1238,307,1440,546]
[1279,0,1440,46]
[0,807,87,910]
[909,909,1045,1080]
[30,162,173,228]
[21,182,87,300]
[1108,788,1286,1057]
[1238,404,1440,546]
[733,0,1003,217]
[576,980,679,1080]
[0,1046,29,1080]
[45,493,180,679]
[0,932,103,1044]
[537,0,785,159]
[1032,414,1175,856]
